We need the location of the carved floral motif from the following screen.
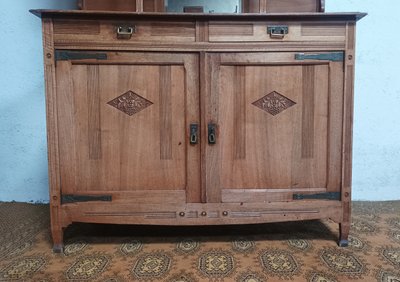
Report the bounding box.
[108,90,153,116]
[252,91,296,116]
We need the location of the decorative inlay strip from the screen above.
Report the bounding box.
[87,65,102,160]
[107,90,153,116]
[234,66,246,159]
[159,66,173,160]
[302,65,315,158]
[252,91,296,116]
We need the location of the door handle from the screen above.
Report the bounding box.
[190,124,198,145]
[208,124,216,145]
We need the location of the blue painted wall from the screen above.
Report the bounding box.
[0,0,398,202]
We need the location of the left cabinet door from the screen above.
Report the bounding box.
[55,52,201,204]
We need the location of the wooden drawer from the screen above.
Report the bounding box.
[53,19,196,43]
[208,22,346,43]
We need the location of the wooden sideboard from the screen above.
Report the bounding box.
[31,10,366,252]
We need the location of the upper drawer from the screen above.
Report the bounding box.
[208,22,346,43]
[53,19,196,43]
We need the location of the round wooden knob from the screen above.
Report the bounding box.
[222,211,228,216]
[179,212,185,217]
[201,211,207,216]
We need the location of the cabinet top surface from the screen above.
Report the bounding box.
[30,10,366,22]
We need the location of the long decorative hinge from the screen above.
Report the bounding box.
[55,51,108,61]
[295,52,344,62]
[293,192,341,201]
[61,195,112,204]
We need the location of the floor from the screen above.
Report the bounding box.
[0,201,399,281]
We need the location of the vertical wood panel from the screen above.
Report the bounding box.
[159,66,173,160]
[57,61,77,194]
[200,52,208,203]
[184,55,202,203]
[302,65,315,158]
[347,23,355,50]
[206,54,221,203]
[196,21,209,42]
[42,18,67,248]
[343,65,354,190]
[341,23,357,241]
[136,0,143,12]
[259,0,267,12]
[87,65,102,160]
[234,66,246,159]
[326,62,344,191]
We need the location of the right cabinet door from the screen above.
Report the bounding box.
[204,52,344,203]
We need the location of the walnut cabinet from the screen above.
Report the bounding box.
[31,10,366,252]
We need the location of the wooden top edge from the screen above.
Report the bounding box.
[30,10,367,21]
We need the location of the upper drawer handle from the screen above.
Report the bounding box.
[117,26,135,39]
[267,26,289,39]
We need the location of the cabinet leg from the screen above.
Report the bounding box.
[51,226,64,253]
[338,222,350,247]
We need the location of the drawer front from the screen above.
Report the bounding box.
[208,22,346,42]
[53,19,196,43]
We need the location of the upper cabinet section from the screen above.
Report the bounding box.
[77,0,325,13]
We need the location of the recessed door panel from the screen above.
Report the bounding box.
[56,52,200,202]
[205,52,343,202]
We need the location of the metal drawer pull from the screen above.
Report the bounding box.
[208,124,216,145]
[190,124,199,145]
[267,25,289,39]
[117,26,135,39]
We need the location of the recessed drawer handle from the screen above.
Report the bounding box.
[267,26,289,39]
[117,26,135,39]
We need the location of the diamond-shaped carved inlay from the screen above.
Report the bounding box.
[108,90,153,116]
[252,91,296,116]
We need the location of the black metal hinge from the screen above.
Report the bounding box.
[61,195,112,204]
[293,192,341,201]
[55,51,108,61]
[295,52,344,62]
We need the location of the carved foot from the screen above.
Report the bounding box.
[338,239,349,247]
[53,243,64,253]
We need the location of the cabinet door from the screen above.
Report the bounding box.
[204,52,344,203]
[56,52,200,204]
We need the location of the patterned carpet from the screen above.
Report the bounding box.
[0,202,400,281]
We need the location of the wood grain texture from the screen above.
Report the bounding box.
[143,0,164,12]
[266,0,322,13]
[205,54,222,203]
[222,188,327,203]
[159,66,172,160]
[242,0,259,13]
[215,53,331,192]
[80,0,136,11]
[87,65,102,160]
[42,18,65,249]
[79,0,335,13]
[301,65,315,158]
[55,53,198,195]
[302,23,346,36]
[340,23,356,242]
[234,66,246,160]
[208,22,345,43]
[53,20,100,34]
[62,200,343,225]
